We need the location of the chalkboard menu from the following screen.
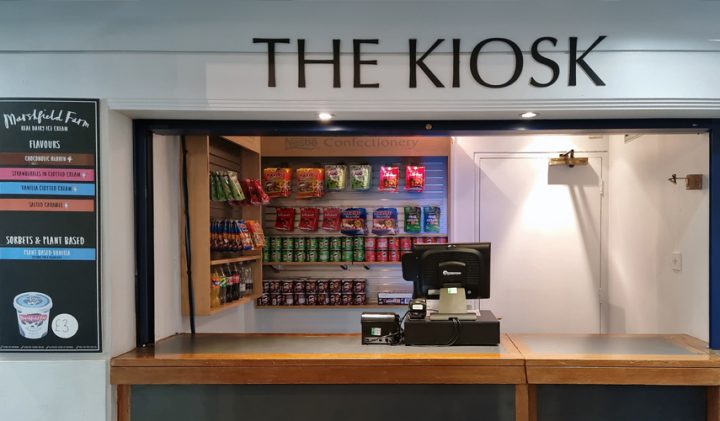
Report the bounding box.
[0,99,100,352]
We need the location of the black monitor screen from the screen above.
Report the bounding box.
[402,243,491,299]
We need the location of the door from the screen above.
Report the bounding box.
[476,153,606,333]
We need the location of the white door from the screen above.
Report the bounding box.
[476,153,606,333]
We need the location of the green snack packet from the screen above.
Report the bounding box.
[423,206,441,233]
[404,206,421,233]
[325,164,347,192]
[227,171,245,201]
[349,164,372,191]
[218,172,232,201]
[210,171,220,201]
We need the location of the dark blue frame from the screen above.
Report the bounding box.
[132,118,720,348]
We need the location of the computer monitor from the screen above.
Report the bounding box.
[401,243,491,321]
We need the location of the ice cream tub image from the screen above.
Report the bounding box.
[13,292,53,339]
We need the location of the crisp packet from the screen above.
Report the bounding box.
[299,207,320,232]
[404,206,421,233]
[349,164,372,191]
[227,171,246,203]
[274,207,296,232]
[423,206,441,233]
[340,208,367,235]
[372,208,398,235]
[404,166,426,192]
[263,167,292,198]
[237,220,255,250]
[321,207,342,232]
[378,166,399,192]
[296,168,325,198]
[325,164,347,192]
[245,220,266,248]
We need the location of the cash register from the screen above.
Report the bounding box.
[402,242,499,345]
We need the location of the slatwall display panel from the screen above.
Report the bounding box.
[261,265,411,305]
[261,156,448,236]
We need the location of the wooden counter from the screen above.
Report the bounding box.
[112,333,525,385]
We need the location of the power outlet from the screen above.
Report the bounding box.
[671,252,683,272]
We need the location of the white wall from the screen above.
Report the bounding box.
[607,133,709,341]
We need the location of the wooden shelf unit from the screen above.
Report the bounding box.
[180,135,263,316]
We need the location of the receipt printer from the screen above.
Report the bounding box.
[361,312,401,345]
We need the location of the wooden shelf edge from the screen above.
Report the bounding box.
[207,292,263,315]
[211,255,262,265]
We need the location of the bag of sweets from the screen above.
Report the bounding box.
[274,207,296,232]
[349,164,372,191]
[321,207,342,232]
[372,208,398,235]
[240,178,270,205]
[226,171,246,204]
[423,206,441,233]
[404,165,426,192]
[299,207,321,232]
[378,165,399,192]
[262,167,292,198]
[296,168,325,199]
[324,164,347,192]
[245,220,266,248]
[404,206,422,234]
[340,208,368,235]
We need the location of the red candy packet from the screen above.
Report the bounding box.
[263,167,292,198]
[404,165,426,192]
[274,207,296,232]
[299,207,320,232]
[378,166,399,192]
[321,207,342,232]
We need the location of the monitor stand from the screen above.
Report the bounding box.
[428,286,478,321]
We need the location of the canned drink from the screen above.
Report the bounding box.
[353,279,366,293]
[317,293,329,305]
[329,237,342,250]
[306,294,317,305]
[377,250,388,262]
[294,293,306,305]
[328,279,342,293]
[413,237,424,245]
[293,280,305,293]
[389,249,401,262]
[400,237,413,249]
[269,280,281,293]
[306,249,319,262]
[341,250,353,262]
[270,293,280,306]
[317,280,329,293]
[281,237,294,250]
[281,281,293,293]
[376,237,388,250]
[262,247,270,261]
[424,237,434,244]
[342,237,354,251]
[306,237,319,250]
[353,293,366,305]
[329,293,342,305]
[305,280,318,293]
[330,250,342,262]
[341,293,353,305]
[293,250,307,262]
[365,251,376,262]
[353,237,364,250]
[270,250,281,262]
[281,293,294,306]
[436,236,448,244]
[262,280,270,292]
[318,237,330,249]
[341,279,353,293]
[364,237,376,250]
[270,236,282,250]
[353,248,365,262]
[294,237,306,250]
[318,249,330,262]
[281,249,294,262]
[388,237,400,250]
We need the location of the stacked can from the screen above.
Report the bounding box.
[352,237,365,262]
[318,237,330,262]
[306,237,319,262]
[281,237,294,262]
[376,237,388,262]
[400,237,413,258]
[268,236,282,262]
[259,278,367,306]
[329,237,342,262]
[387,237,400,262]
[341,237,353,262]
[364,237,376,262]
